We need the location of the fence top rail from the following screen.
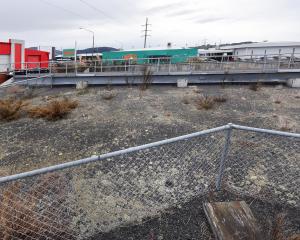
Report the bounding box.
[0,123,298,185]
[0,125,229,184]
[232,124,300,138]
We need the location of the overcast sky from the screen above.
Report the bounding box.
[0,0,299,50]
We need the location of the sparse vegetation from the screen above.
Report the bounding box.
[28,97,78,120]
[0,98,27,121]
[213,95,227,103]
[249,82,261,91]
[140,66,153,91]
[274,99,282,104]
[195,95,215,110]
[194,95,227,110]
[0,175,73,239]
[271,213,285,240]
[279,119,293,132]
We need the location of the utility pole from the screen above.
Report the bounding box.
[142,18,151,48]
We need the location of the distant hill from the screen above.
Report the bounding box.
[195,41,256,50]
[77,47,118,54]
[27,46,118,57]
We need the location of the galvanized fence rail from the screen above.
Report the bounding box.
[1,52,300,78]
[0,124,299,239]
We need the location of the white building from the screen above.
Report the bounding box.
[220,42,300,59]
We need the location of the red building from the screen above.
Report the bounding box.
[0,39,49,72]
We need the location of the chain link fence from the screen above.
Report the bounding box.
[0,124,299,239]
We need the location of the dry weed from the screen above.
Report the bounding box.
[0,174,74,239]
[271,213,285,240]
[28,97,78,121]
[249,82,261,91]
[195,95,215,110]
[0,99,27,121]
[140,66,153,91]
[278,118,293,132]
[213,95,227,103]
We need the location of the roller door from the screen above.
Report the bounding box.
[0,55,10,72]
[27,55,41,69]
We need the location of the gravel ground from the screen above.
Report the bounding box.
[0,84,299,239]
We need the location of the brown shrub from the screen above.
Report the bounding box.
[140,66,153,91]
[249,82,261,91]
[213,95,227,103]
[28,98,78,121]
[0,99,27,121]
[288,234,300,240]
[271,213,285,240]
[195,95,215,110]
[0,174,74,239]
[274,99,281,104]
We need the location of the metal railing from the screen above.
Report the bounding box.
[0,123,299,239]
[2,52,300,78]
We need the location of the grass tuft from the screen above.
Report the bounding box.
[0,175,74,239]
[140,66,153,91]
[249,82,261,91]
[0,99,27,121]
[28,97,78,121]
[213,95,227,103]
[195,95,215,110]
[274,99,281,104]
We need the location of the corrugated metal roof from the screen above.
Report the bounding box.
[220,42,300,50]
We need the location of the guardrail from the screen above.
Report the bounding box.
[1,53,300,79]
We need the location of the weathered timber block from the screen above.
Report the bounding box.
[203,201,264,240]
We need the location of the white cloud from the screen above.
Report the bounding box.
[0,0,299,49]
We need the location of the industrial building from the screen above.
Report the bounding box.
[102,47,198,64]
[220,42,300,59]
[0,39,49,72]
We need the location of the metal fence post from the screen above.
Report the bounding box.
[216,124,232,190]
[277,49,281,70]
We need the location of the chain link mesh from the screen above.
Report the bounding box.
[0,127,299,239]
[0,130,226,239]
[224,130,300,207]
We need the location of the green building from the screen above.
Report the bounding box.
[102,48,198,64]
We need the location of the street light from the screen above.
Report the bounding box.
[79,27,95,59]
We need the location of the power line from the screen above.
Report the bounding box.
[141,17,151,48]
[79,0,119,22]
[39,0,89,21]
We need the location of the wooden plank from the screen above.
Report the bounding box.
[203,201,264,240]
